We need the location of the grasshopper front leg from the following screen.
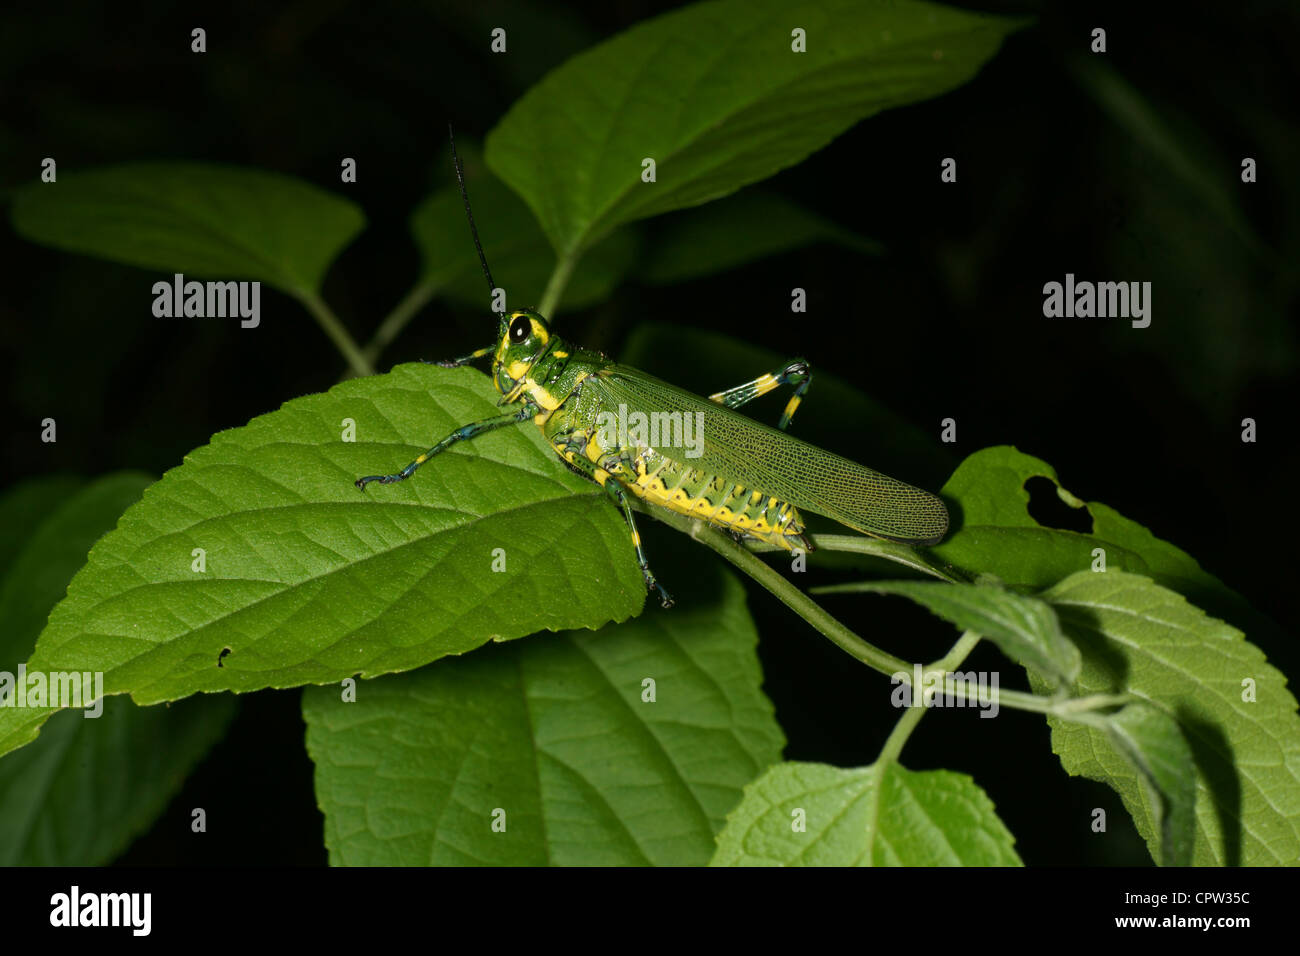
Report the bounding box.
[355,404,537,488]
[419,344,496,369]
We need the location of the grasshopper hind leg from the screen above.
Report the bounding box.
[709,357,812,431]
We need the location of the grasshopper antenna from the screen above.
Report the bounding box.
[448,124,500,315]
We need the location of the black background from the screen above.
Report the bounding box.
[1,0,1296,867]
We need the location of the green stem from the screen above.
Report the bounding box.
[538,250,579,319]
[742,533,967,582]
[644,508,909,675]
[362,279,439,367]
[296,290,373,379]
[638,503,1131,722]
[877,629,983,764]
[876,694,928,766]
[815,534,970,582]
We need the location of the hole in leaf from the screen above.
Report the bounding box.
[1024,476,1093,533]
[217,647,231,668]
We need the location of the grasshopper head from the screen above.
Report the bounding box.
[492,308,553,395]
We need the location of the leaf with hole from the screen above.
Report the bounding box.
[932,446,1255,631]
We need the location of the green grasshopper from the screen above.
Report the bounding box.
[356,131,949,608]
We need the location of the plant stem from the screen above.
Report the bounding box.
[739,532,965,582]
[639,503,1131,721]
[877,629,983,764]
[814,534,970,582]
[679,516,912,675]
[296,290,373,379]
[363,279,438,367]
[538,250,578,319]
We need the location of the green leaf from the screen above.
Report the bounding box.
[1068,57,1264,257]
[711,761,1021,865]
[932,446,1256,628]
[1101,702,1196,867]
[0,366,645,760]
[0,476,84,581]
[487,0,1024,257]
[636,189,881,285]
[0,474,154,667]
[411,175,637,312]
[0,697,235,865]
[11,163,365,296]
[303,568,783,865]
[1038,571,1300,866]
[0,474,236,864]
[819,578,1081,687]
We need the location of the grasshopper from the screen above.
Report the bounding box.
[356,131,949,608]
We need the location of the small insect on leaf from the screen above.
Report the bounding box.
[355,127,948,608]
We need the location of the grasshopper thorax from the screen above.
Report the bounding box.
[492,308,566,397]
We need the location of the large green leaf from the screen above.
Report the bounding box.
[636,189,881,285]
[0,474,236,864]
[303,567,783,865]
[0,366,644,760]
[711,761,1020,865]
[0,477,84,581]
[1038,571,1300,866]
[11,163,364,297]
[0,697,235,866]
[487,0,1023,258]
[0,475,156,667]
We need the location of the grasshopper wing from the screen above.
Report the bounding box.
[593,367,949,545]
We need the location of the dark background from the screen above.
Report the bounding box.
[1,0,1295,866]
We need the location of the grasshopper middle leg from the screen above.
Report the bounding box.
[554,433,674,608]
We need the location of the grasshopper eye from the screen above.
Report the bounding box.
[509,315,531,344]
